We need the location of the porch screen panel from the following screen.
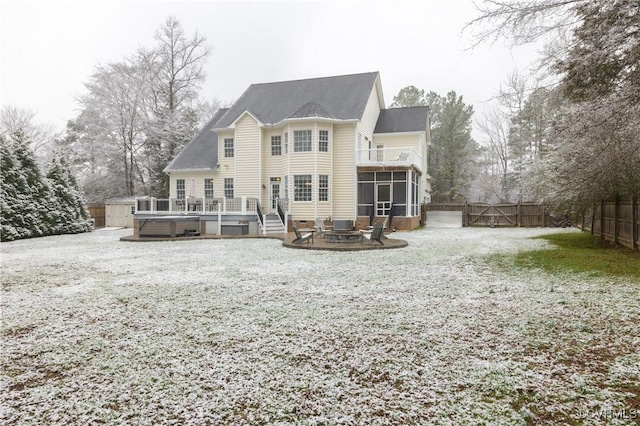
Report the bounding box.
[357,182,374,216]
[393,181,407,216]
[412,172,419,216]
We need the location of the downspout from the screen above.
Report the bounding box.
[330,122,334,221]
[314,121,318,219]
[353,122,359,221]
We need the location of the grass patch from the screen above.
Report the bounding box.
[508,232,640,279]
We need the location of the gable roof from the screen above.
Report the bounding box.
[374,106,429,134]
[215,72,380,128]
[164,108,229,172]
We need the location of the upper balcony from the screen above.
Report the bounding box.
[357,147,423,172]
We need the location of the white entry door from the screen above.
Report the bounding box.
[270,182,281,213]
[376,183,391,216]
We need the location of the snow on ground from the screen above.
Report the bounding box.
[1,227,639,425]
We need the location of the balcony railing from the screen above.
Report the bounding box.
[135,197,260,215]
[357,147,422,171]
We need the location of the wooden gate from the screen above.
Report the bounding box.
[467,204,516,227]
[426,203,549,227]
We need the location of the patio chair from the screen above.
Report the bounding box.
[367,216,388,231]
[292,223,314,244]
[314,218,332,235]
[361,221,384,245]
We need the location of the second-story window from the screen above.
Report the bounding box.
[294,130,312,152]
[319,130,329,152]
[224,138,234,158]
[271,135,282,156]
[284,132,288,154]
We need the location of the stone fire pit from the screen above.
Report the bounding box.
[323,231,363,243]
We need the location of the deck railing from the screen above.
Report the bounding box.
[357,147,422,171]
[135,197,260,215]
[276,198,288,232]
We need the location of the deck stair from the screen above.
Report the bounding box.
[263,214,285,233]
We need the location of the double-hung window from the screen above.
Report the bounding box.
[293,130,312,152]
[284,132,288,154]
[294,175,312,201]
[319,175,329,201]
[224,178,234,198]
[224,138,234,158]
[271,136,282,156]
[176,179,185,199]
[319,130,329,152]
[204,178,214,198]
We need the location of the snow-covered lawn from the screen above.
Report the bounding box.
[2,227,639,425]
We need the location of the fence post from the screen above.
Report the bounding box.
[633,196,638,250]
[517,202,521,227]
[463,201,468,227]
[600,199,605,241]
[614,196,620,246]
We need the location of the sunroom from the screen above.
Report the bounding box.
[355,168,422,230]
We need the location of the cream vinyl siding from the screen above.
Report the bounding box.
[288,124,317,218]
[373,131,430,202]
[169,171,219,199]
[331,123,356,219]
[372,132,422,151]
[234,114,261,198]
[214,129,236,197]
[262,129,284,207]
[357,81,382,140]
[315,125,332,219]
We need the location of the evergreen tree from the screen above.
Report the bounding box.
[1,118,93,241]
[390,86,479,202]
[46,155,93,234]
[429,91,479,202]
[471,0,640,210]
[0,133,52,240]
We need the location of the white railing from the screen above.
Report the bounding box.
[357,147,422,171]
[135,197,259,215]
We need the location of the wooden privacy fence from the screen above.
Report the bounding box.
[579,198,639,251]
[87,204,105,228]
[425,202,550,227]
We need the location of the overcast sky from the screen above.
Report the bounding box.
[1,0,542,141]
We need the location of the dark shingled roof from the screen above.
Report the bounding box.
[374,106,429,134]
[289,101,336,119]
[215,72,379,127]
[164,108,229,172]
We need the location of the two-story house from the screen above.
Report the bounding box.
[136,72,430,236]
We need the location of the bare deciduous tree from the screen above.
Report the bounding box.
[469,0,640,210]
[0,106,60,164]
[78,57,150,196]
